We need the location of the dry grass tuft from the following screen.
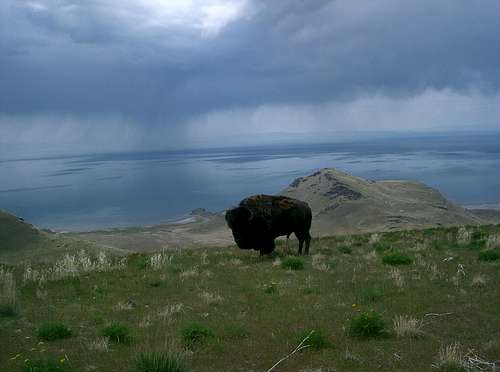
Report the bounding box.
[393,315,424,338]
[199,291,223,305]
[86,337,110,352]
[179,267,199,280]
[150,252,172,270]
[200,252,209,265]
[471,273,487,287]
[457,227,472,245]
[364,250,377,261]
[311,254,331,272]
[228,258,242,266]
[139,315,152,328]
[0,267,17,316]
[23,250,126,283]
[486,234,500,249]
[114,301,134,311]
[389,268,405,288]
[158,303,184,323]
[434,343,466,370]
[369,233,381,244]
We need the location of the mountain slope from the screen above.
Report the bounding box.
[0,210,125,264]
[0,210,46,252]
[281,168,485,235]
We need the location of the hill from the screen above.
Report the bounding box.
[0,210,125,265]
[281,168,485,235]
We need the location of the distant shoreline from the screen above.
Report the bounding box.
[464,202,500,211]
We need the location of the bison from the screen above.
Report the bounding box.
[225,194,312,255]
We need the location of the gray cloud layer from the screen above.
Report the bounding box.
[1,0,500,154]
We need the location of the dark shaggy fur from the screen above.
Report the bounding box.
[225,195,312,255]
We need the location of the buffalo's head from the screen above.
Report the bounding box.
[225,206,255,249]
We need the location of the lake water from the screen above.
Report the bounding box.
[1,133,499,231]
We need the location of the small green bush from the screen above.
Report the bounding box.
[102,323,132,344]
[263,283,277,294]
[130,351,191,372]
[338,246,352,254]
[350,312,386,338]
[181,322,214,348]
[149,280,162,288]
[373,242,390,253]
[471,230,484,241]
[478,250,500,262]
[301,330,333,350]
[0,303,16,317]
[281,256,304,270]
[465,240,487,251]
[382,252,412,266]
[36,323,72,341]
[23,359,74,372]
[136,256,150,269]
[302,287,321,295]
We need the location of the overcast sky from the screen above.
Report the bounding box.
[1,0,500,156]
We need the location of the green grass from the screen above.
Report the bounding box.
[478,250,500,261]
[131,351,191,372]
[356,284,385,303]
[382,252,413,265]
[337,245,352,254]
[350,312,386,339]
[301,330,333,350]
[102,323,132,344]
[36,323,73,341]
[23,359,75,372]
[181,322,214,348]
[281,256,304,270]
[1,224,500,371]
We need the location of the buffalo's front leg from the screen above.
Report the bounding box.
[260,239,276,255]
[298,238,304,255]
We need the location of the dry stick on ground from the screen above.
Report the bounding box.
[267,331,314,372]
[424,312,454,318]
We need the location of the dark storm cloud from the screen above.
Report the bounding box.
[1,0,500,125]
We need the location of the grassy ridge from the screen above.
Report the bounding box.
[1,225,500,371]
[0,210,126,266]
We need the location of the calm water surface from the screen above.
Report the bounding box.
[1,134,499,231]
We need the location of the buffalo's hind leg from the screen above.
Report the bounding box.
[298,238,304,255]
[295,231,311,255]
[304,232,311,255]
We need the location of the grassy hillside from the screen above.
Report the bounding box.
[1,224,500,371]
[0,210,47,252]
[0,210,127,265]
